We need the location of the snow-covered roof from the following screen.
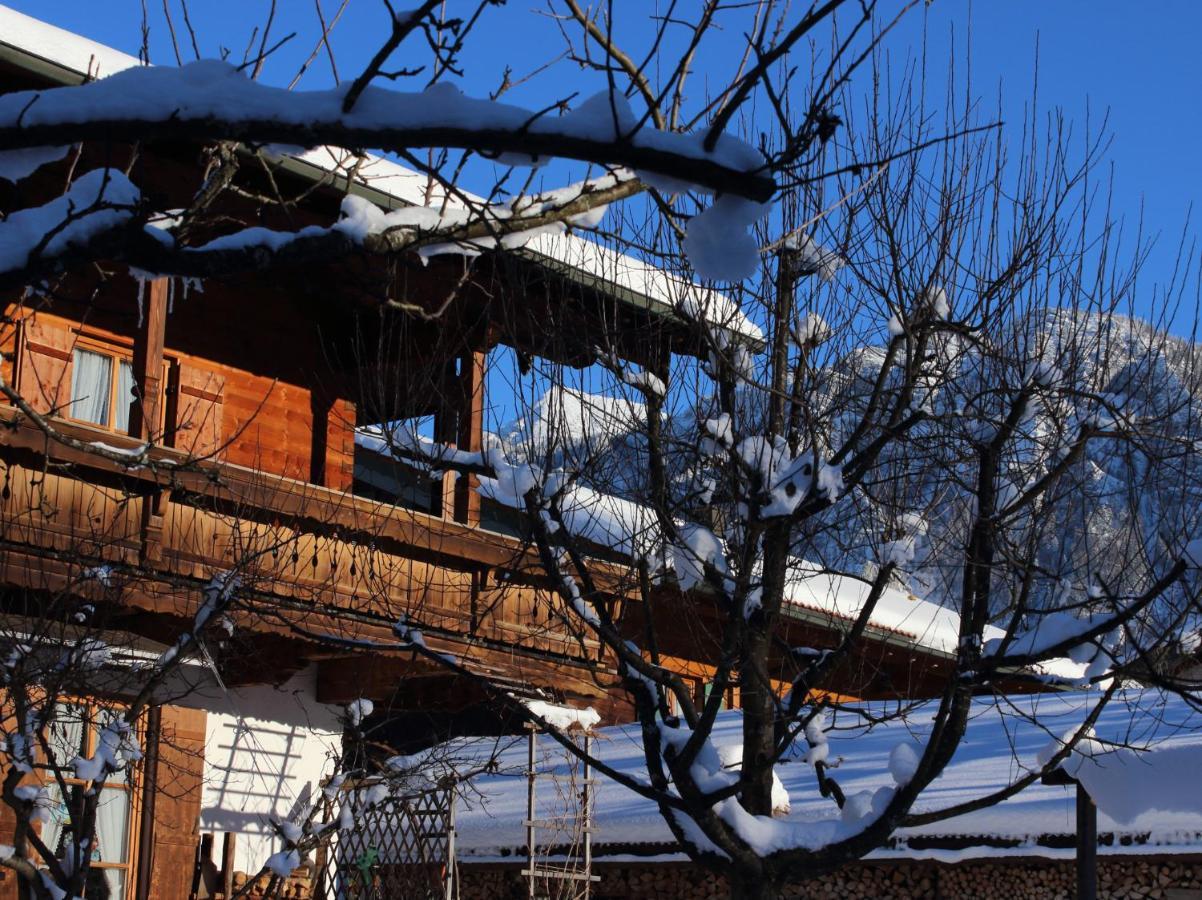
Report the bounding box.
[0,5,140,81]
[449,690,1202,862]
[784,568,975,657]
[0,5,763,345]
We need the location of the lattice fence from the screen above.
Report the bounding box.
[312,786,456,900]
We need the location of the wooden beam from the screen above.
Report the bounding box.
[433,359,458,519]
[454,347,485,527]
[128,278,168,441]
[139,487,171,565]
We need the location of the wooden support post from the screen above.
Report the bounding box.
[433,359,459,519]
[525,726,537,900]
[135,704,161,900]
[1077,783,1097,900]
[130,280,173,562]
[221,832,237,900]
[129,278,168,441]
[454,347,485,527]
[1042,768,1097,900]
[310,389,356,491]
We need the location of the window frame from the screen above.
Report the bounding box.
[64,335,167,436]
[36,698,143,900]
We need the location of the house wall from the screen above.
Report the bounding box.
[4,292,357,490]
[458,856,1202,899]
[175,665,344,877]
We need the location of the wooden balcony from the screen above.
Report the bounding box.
[0,407,622,707]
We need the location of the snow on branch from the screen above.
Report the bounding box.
[0,168,140,276]
[982,559,1190,672]
[0,60,772,201]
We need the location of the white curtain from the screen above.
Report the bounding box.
[39,782,70,857]
[114,360,135,434]
[47,703,86,767]
[70,348,112,426]
[93,787,130,864]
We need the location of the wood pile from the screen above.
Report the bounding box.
[229,864,314,899]
[456,856,1202,900]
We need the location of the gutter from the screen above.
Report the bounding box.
[0,36,93,86]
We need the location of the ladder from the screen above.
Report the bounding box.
[522,727,599,899]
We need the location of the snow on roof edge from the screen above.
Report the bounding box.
[0,4,763,346]
[0,6,141,81]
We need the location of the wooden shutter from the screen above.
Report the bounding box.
[0,782,18,900]
[15,314,74,415]
[174,363,225,459]
[146,705,206,900]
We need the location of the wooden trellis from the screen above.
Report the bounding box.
[522,727,599,900]
[313,785,456,900]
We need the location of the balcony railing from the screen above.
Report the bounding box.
[0,408,610,668]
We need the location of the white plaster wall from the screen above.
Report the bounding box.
[176,665,343,875]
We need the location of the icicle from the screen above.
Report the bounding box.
[181,276,203,305]
[135,278,145,328]
[167,277,175,314]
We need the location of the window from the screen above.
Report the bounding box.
[69,346,135,433]
[40,701,138,899]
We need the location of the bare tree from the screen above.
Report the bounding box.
[2,3,1200,899]
[361,31,1202,900]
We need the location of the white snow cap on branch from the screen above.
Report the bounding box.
[798,312,832,344]
[803,709,831,766]
[785,233,844,283]
[701,413,734,455]
[888,741,921,786]
[0,169,139,274]
[13,785,53,825]
[983,604,1118,665]
[922,285,951,319]
[622,368,667,399]
[1,56,769,277]
[345,698,373,728]
[816,463,843,502]
[685,195,771,281]
[0,61,761,173]
[717,743,791,816]
[671,523,728,592]
[72,718,141,782]
[524,699,601,733]
[738,437,814,518]
[0,145,70,183]
[265,848,300,879]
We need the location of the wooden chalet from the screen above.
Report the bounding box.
[0,8,995,898]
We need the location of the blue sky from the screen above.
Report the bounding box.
[7,1,1200,335]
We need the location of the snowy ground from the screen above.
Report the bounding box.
[442,690,1202,862]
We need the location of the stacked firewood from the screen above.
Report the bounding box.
[455,858,1202,900]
